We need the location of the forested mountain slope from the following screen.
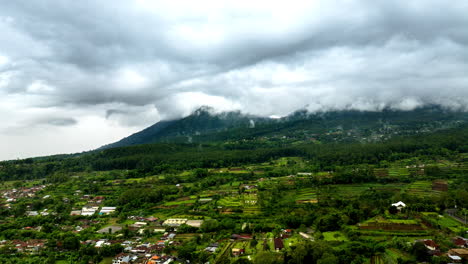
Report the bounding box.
[102,105,468,148]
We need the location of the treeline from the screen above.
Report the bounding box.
[1,125,467,181]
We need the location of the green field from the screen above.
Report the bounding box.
[295,188,318,203]
[422,212,466,233]
[218,196,242,207]
[404,181,442,197]
[163,199,197,206]
[323,231,348,242]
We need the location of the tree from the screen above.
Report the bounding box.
[253,252,282,264]
[250,239,258,249]
[201,219,219,232]
[63,235,80,250]
[232,258,252,264]
[317,253,338,264]
[389,205,399,215]
[178,243,196,260]
[412,242,429,262]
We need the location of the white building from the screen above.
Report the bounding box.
[186,220,204,228]
[163,218,187,226]
[391,201,406,210]
[100,207,117,215]
[82,206,99,216]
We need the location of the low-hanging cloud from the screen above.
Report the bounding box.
[0,0,468,160]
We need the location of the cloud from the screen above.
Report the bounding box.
[0,0,468,159]
[45,118,77,127]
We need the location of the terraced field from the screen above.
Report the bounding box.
[421,212,466,233]
[404,181,442,197]
[163,198,196,207]
[242,207,261,215]
[388,167,410,178]
[218,196,242,207]
[243,193,258,207]
[295,188,318,203]
[328,183,404,198]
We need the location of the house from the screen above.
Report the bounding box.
[453,237,468,248]
[100,207,117,215]
[199,198,212,203]
[205,243,219,253]
[282,229,292,238]
[113,253,131,264]
[82,206,99,216]
[449,248,468,259]
[146,216,158,222]
[448,254,462,263]
[95,240,110,248]
[26,211,38,217]
[232,248,245,256]
[422,239,439,251]
[186,220,204,228]
[132,222,147,228]
[147,255,161,264]
[299,232,313,241]
[162,218,187,226]
[274,238,284,251]
[205,246,217,253]
[70,210,81,216]
[391,201,406,210]
[231,234,252,240]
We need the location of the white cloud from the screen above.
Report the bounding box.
[0,0,468,159]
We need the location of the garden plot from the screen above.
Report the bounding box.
[421,212,466,233]
[358,216,427,236]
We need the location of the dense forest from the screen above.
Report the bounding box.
[1,124,467,182]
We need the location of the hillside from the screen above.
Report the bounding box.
[0,107,467,264]
[102,105,468,149]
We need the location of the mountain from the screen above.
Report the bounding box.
[101,106,269,149]
[101,105,468,149]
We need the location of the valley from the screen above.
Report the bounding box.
[0,115,466,263]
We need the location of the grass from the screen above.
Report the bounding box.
[163,199,196,206]
[323,231,349,242]
[385,248,412,262]
[99,257,113,264]
[175,233,198,242]
[422,212,466,233]
[362,216,419,225]
[358,230,429,236]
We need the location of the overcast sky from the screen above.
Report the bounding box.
[1,0,468,160]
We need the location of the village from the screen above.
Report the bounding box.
[0,156,466,264]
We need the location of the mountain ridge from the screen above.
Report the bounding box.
[101,105,468,150]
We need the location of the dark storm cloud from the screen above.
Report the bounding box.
[1,0,468,160]
[1,1,467,111]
